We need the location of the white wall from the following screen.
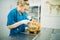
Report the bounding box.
[41,0,60,29]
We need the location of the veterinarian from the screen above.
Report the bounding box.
[7,0,30,36]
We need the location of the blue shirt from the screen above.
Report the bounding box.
[7,8,28,36]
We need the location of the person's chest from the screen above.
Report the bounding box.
[16,12,27,21]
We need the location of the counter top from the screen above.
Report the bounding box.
[33,28,60,40]
[0,30,37,40]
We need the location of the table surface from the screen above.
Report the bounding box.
[0,28,60,40]
[0,30,37,40]
[34,28,60,40]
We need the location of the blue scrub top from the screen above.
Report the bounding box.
[7,8,28,36]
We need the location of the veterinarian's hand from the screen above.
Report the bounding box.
[20,20,30,24]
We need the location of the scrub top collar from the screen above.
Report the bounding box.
[16,8,25,15]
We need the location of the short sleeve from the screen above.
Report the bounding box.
[7,11,16,26]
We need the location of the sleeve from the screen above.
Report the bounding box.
[7,11,16,26]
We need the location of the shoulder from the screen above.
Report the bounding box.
[10,8,17,13]
[8,8,17,16]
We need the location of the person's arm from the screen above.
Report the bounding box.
[8,20,30,29]
[7,10,20,29]
[8,21,22,29]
